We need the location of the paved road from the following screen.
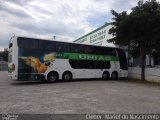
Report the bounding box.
[0,71,160,114]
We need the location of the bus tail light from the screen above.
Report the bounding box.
[12,64,15,71]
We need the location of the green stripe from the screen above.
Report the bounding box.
[56,52,119,61]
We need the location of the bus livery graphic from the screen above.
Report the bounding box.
[19,52,119,74]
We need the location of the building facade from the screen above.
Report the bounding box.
[74,23,156,67]
[74,23,114,47]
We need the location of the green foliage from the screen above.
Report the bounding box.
[130,0,160,49]
[108,0,160,50]
[108,10,129,46]
[108,0,160,80]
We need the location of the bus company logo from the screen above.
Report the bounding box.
[79,54,111,61]
[2,114,18,120]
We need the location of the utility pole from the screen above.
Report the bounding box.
[53,36,56,40]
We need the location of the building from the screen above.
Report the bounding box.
[73,23,156,67]
[0,48,8,52]
[4,48,8,52]
[74,23,114,47]
[74,23,127,52]
[73,23,130,62]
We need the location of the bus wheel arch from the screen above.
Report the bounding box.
[111,71,118,79]
[47,71,59,82]
[102,71,110,80]
[62,71,72,81]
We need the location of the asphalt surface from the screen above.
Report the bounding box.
[0,71,160,114]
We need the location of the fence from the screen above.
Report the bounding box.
[129,67,160,83]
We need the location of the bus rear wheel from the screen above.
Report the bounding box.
[111,72,118,80]
[62,72,72,81]
[47,72,59,82]
[102,72,109,80]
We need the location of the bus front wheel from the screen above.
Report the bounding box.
[62,71,72,81]
[47,72,59,82]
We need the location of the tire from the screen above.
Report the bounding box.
[37,75,46,83]
[111,72,118,80]
[62,72,72,81]
[102,72,109,80]
[47,72,59,82]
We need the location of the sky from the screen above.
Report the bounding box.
[0,0,159,49]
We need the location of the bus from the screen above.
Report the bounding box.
[8,36,128,82]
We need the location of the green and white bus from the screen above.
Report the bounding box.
[8,36,128,82]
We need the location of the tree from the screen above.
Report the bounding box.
[0,50,8,61]
[108,0,160,80]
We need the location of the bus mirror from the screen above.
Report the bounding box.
[45,61,50,66]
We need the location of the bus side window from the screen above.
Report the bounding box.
[109,48,116,56]
[70,44,83,53]
[69,60,111,69]
[18,38,23,48]
[84,45,94,54]
[18,37,38,49]
[95,61,111,69]
[9,43,13,48]
[56,42,70,52]
[18,38,29,48]
[30,39,38,49]
[103,47,116,56]
[100,61,111,69]
[83,60,95,69]
[39,40,55,51]
[94,47,102,54]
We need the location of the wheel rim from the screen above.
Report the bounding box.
[103,73,108,79]
[49,74,57,82]
[64,74,70,80]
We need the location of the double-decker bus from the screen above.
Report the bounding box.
[8,36,128,82]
